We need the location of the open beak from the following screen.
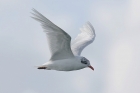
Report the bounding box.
[88,66,94,71]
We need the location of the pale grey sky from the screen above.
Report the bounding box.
[0,0,140,93]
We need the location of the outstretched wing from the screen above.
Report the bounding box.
[31,9,74,61]
[71,22,96,56]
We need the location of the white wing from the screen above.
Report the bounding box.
[71,22,96,56]
[31,9,74,61]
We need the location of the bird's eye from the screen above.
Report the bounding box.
[81,61,87,64]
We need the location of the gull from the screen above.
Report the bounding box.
[31,9,96,71]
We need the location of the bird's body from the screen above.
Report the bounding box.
[41,56,86,71]
[31,9,96,71]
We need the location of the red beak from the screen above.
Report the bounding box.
[88,66,94,71]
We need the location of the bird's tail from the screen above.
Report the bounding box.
[34,65,47,69]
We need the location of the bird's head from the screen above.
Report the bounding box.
[80,57,94,71]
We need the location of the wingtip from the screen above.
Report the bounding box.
[32,8,37,12]
[86,21,92,26]
[81,21,96,36]
[86,21,95,29]
[30,8,37,17]
[31,8,40,15]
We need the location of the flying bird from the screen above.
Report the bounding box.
[31,9,96,71]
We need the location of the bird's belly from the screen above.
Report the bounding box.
[49,58,83,71]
